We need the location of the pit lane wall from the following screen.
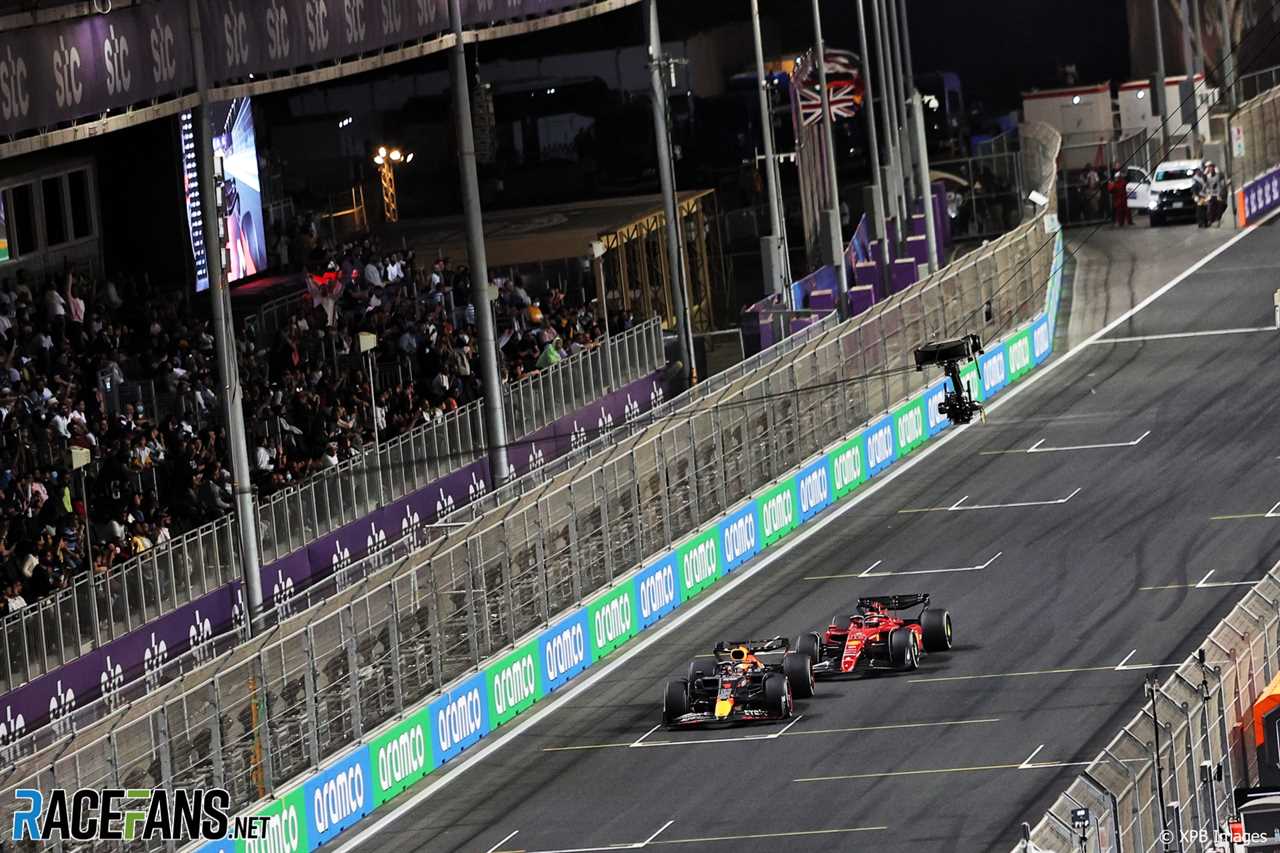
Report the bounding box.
[186,231,1066,853]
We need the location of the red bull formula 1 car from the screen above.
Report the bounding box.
[662,637,814,727]
[795,594,953,677]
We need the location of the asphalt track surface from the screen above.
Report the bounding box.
[337,219,1280,853]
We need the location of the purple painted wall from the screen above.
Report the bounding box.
[890,259,918,295]
[0,372,669,743]
[1,584,243,747]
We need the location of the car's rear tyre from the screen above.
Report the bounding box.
[686,659,713,689]
[663,679,689,725]
[783,652,815,699]
[763,673,790,719]
[1150,212,1163,227]
[920,608,953,652]
[795,632,822,664]
[887,628,919,671]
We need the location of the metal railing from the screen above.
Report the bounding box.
[1019,568,1280,852]
[972,129,1018,158]
[0,124,1062,848]
[1230,82,1280,189]
[0,321,663,700]
[931,151,1027,240]
[254,318,664,564]
[1238,62,1280,105]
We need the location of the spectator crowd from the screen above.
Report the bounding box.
[0,232,617,617]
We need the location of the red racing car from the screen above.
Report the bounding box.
[795,594,953,677]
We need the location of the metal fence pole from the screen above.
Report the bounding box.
[303,627,321,769]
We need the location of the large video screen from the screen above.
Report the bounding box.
[179,97,266,292]
[0,193,10,263]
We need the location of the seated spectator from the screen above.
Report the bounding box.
[0,245,624,617]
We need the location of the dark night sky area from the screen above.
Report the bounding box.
[500,1,1133,113]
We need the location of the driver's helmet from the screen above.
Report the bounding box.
[730,645,760,669]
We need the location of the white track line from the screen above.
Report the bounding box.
[1026,430,1151,454]
[638,821,675,847]
[902,487,1081,513]
[1019,744,1046,768]
[485,830,520,853]
[629,724,662,748]
[1114,649,1137,671]
[327,208,1275,853]
[770,714,805,738]
[1096,325,1279,343]
[1139,569,1263,591]
[810,552,1002,580]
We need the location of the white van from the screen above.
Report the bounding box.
[1147,159,1201,226]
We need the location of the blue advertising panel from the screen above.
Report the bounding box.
[304,745,374,847]
[718,500,761,574]
[539,609,592,693]
[634,554,681,628]
[1031,314,1052,365]
[979,346,1009,398]
[864,414,897,477]
[923,380,951,437]
[796,457,833,522]
[429,672,489,765]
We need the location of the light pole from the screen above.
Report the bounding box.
[449,0,511,487]
[1219,0,1236,110]
[373,146,414,224]
[911,91,940,273]
[359,331,384,509]
[810,0,852,320]
[647,0,697,385]
[870,0,906,235]
[187,0,263,631]
[749,0,788,302]
[886,0,915,204]
[855,0,891,295]
[1153,0,1171,160]
[1179,0,1202,155]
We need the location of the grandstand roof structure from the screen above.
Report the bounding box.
[384,189,713,266]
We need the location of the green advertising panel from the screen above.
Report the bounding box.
[893,396,927,457]
[960,362,983,403]
[587,581,639,659]
[758,477,797,548]
[368,708,433,807]
[487,639,543,727]
[829,433,868,500]
[676,527,721,599]
[1007,328,1033,381]
[239,786,309,853]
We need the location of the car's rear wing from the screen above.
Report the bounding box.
[713,637,790,655]
[857,594,931,611]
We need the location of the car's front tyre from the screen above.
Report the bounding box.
[783,651,815,699]
[763,672,791,719]
[663,679,690,725]
[888,628,920,671]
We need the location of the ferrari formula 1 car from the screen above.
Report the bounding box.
[795,594,953,677]
[662,637,815,727]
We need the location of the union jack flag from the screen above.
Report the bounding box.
[798,83,864,126]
